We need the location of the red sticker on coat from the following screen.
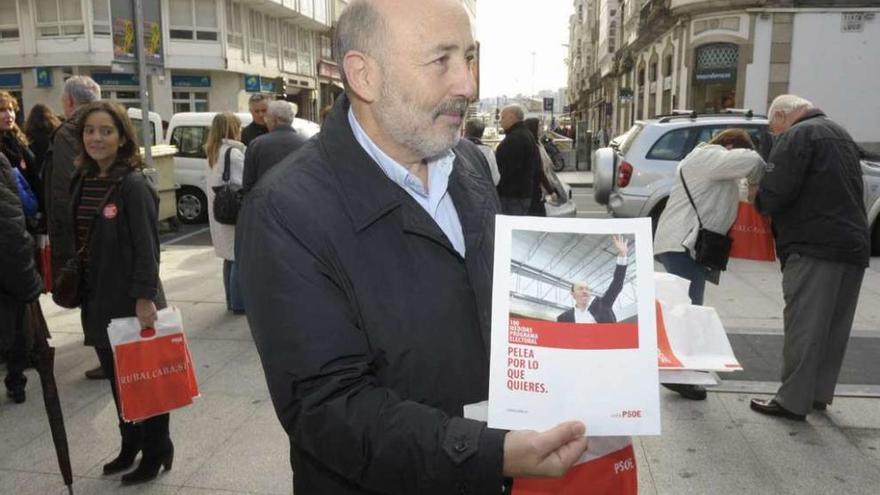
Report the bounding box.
[103,203,118,219]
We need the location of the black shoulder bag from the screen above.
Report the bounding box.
[212,147,242,225]
[679,167,733,271]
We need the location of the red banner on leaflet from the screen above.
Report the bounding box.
[513,444,638,495]
[655,301,684,368]
[508,318,638,350]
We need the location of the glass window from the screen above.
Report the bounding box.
[36,0,84,37]
[249,10,264,56]
[320,35,332,60]
[170,0,218,41]
[92,0,110,35]
[173,91,209,115]
[170,126,207,158]
[0,0,19,39]
[647,128,695,161]
[194,0,217,27]
[170,0,193,26]
[226,1,243,48]
[314,0,328,24]
[131,118,158,146]
[693,125,768,158]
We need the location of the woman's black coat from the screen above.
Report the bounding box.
[71,166,166,348]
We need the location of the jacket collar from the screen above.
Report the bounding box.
[270,125,296,135]
[318,94,405,232]
[793,108,826,126]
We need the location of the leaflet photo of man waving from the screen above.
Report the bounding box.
[557,235,629,324]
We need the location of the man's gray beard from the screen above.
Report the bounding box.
[375,86,459,160]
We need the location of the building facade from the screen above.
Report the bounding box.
[567,0,880,151]
[0,0,351,123]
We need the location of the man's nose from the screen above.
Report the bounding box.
[450,58,476,100]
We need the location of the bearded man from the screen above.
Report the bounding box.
[236,0,589,493]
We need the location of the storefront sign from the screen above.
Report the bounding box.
[260,78,278,93]
[695,68,736,82]
[92,72,139,87]
[244,75,280,93]
[841,13,867,33]
[0,73,23,89]
[172,75,211,88]
[244,75,260,92]
[35,68,52,88]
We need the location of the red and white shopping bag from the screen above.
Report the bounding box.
[728,202,775,261]
[108,306,199,422]
[513,436,637,495]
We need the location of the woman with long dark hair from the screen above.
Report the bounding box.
[72,101,173,485]
[23,103,61,172]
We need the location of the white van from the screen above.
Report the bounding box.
[127,108,163,146]
[165,112,320,224]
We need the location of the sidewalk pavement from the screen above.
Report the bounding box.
[2,240,880,494]
[556,170,593,188]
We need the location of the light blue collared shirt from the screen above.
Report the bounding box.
[348,109,466,257]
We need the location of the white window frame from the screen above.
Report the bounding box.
[282,24,299,73]
[0,0,20,40]
[265,17,279,65]
[92,0,111,36]
[225,0,243,48]
[102,89,140,108]
[248,9,265,60]
[169,0,218,42]
[34,0,85,38]
[172,90,209,113]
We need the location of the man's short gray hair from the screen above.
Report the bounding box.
[248,93,271,105]
[768,94,813,118]
[267,100,297,125]
[334,0,388,89]
[63,76,101,106]
[503,104,525,122]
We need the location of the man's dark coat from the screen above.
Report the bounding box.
[236,95,506,494]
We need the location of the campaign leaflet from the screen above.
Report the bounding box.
[488,216,660,436]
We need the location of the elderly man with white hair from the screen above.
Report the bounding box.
[43,75,106,380]
[750,94,869,422]
[242,100,307,192]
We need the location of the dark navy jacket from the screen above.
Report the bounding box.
[756,109,869,268]
[236,95,506,494]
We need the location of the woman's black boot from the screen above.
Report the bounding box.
[121,439,173,485]
[4,373,26,404]
[103,423,142,474]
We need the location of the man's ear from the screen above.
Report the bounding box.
[343,51,381,103]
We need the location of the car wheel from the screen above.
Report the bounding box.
[177,187,208,224]
[649,198,668,237]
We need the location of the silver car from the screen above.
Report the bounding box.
[593,111,772,229]
[594,111,880,252]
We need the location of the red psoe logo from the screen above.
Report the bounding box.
[103,203,118,219]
